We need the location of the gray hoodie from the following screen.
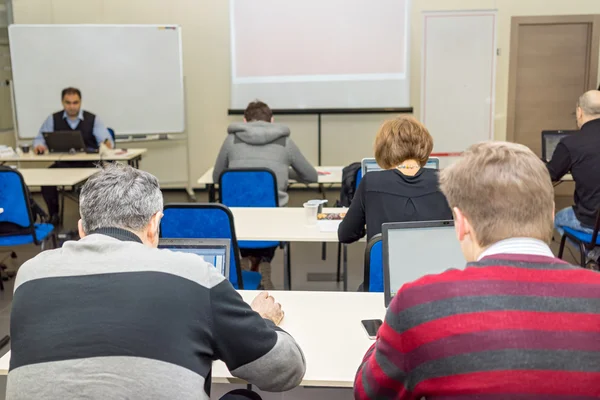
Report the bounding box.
[213,122,318,206]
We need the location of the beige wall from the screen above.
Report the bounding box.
[11,0,600,187]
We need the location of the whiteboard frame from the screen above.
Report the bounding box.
[420,10,497,152]
[9,24,185,139]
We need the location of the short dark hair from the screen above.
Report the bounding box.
[62,87,81,100]
[244,100,272,122]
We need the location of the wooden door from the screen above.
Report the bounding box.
[507,15,600,154]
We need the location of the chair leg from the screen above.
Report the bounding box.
[580,243,587,267]
[52,232,58,249]
[336,242,342,282]
[321,242,327,261]
[557,234,567,259]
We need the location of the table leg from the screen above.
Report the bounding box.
[59,186,65,228]
[343,244,348,292]
[283,242,292,290]
[208,184,216,203]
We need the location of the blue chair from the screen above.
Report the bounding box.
[0,167,57,251]
[363,234,383,292]
[107,127,116,144]
[558,210,600,267]
[335,167,364,282]
[218,169,281,251]
[355,167,363,191]
[160,203,261,290]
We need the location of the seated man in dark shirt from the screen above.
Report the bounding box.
[338,116,452,244]
[547,90,600,260]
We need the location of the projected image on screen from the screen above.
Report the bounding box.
[229,0,411,109]
[233,0,406,81]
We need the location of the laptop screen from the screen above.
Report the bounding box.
[383,221,465,307]
[158,239,230,278]
[541,131,576,162]
[361,157,439,177]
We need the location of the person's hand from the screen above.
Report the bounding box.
[251,291,284,325]
[34,145,47,155]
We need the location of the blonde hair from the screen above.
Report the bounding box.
[374,116,433,169]
[439,141,554,247]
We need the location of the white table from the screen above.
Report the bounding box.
[231,207,355,290]
[19,168,98,187]
[18,168,98,225]
[198,166,343,202]
[0,148,147,168]
[0,291,386,386]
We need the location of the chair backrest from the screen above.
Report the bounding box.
[219,169,278,207]
[363,234,383,292]
[0,167,37,239]
[160,203,245,289]
[107,127,116,144]
[355,167,362,190]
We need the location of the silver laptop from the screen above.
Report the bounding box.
[382,220,464,307]
[361,157,439,177]
[158,238,230,278]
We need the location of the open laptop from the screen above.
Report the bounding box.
[361,157,439,177]
[382,220,465,307]
[541,130,577,162]
[42,131,88,153]
[158,238,230,278]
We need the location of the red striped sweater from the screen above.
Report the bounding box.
[354,254,600,399]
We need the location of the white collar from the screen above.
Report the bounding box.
[477,237,554,261]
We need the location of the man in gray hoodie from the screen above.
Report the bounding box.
[213,100,318,288]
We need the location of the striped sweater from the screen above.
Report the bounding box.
[355,254,600,399]
[7,228,306,400]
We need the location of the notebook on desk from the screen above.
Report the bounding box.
[158,238,230,278]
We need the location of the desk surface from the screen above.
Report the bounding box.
[231,207,347,242]
[198,166,343,185]
[19,168,98,187]
[0,291,385,386]
[0,148,147,163]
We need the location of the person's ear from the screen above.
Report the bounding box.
[146,211,163,247]
[453,207,468,242]
[78,219,86,239]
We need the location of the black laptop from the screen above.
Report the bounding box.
[541,130,577,162]
[42,131,97,154]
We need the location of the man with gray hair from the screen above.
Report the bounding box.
[547,90,600,264]
[7,164,305,400]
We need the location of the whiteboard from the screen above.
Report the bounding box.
[9,24,185,139]
[421,11,497,153]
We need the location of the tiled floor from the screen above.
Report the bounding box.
[0,188,581,399]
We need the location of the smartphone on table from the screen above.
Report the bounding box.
[361,319,383,340]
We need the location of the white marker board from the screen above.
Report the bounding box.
[421,11,497,153]
[9,24,185,139]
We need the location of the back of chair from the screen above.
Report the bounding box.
[160,203,245,289]
[107,127,116,144]
[0,167,36,238]
[219,169,278,207]
[363,234,383,292]
[355,167,362,191]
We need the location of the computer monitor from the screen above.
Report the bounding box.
[361,157,439,177]
[541,130,577,162]
[382,220,465,307]
[158,238,230,278]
